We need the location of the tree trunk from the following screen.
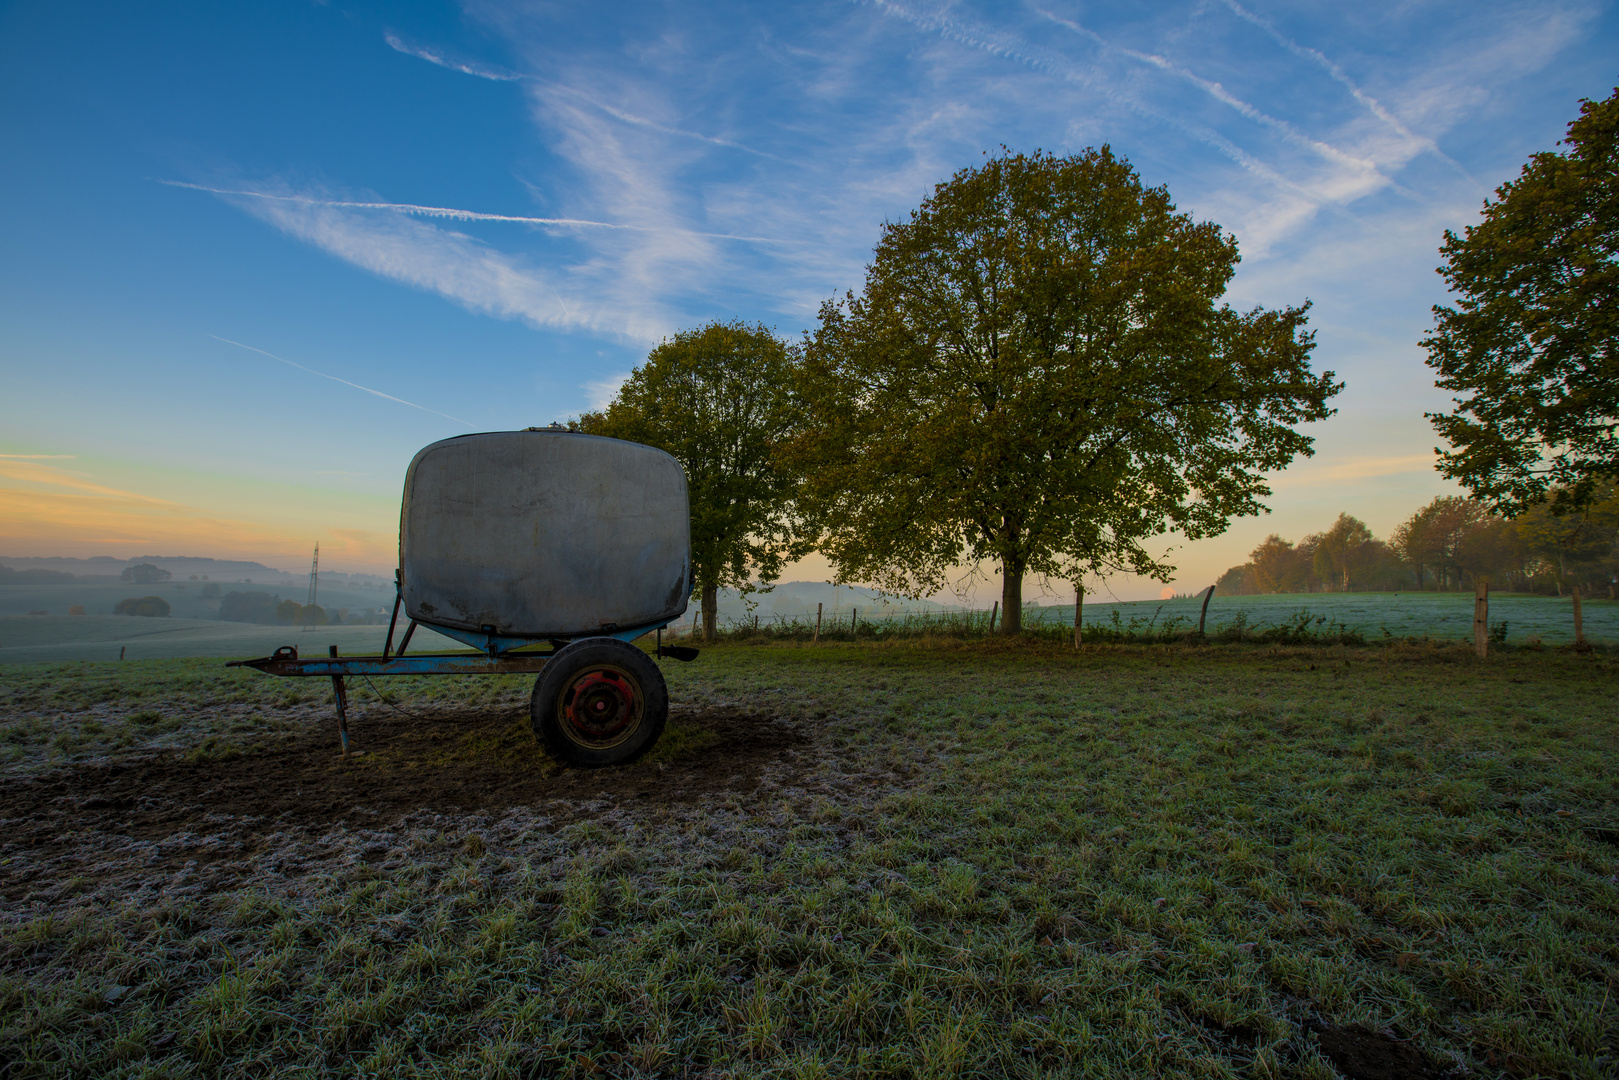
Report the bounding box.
[702,580,718,642]
[1000,562,1023,635]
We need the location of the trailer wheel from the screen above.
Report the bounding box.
[531,638,668,767]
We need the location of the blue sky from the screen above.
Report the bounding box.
[1,0,1614,600]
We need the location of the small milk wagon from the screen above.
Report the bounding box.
[229,429,699,767]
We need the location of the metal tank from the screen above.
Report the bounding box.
[399,430,691,639]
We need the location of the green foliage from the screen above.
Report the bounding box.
[274,600,325,625]
[790,148,1339,634]
[112,595,170,617]
[579,321,801,640]
[1424,88,1619,514]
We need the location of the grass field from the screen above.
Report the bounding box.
[0,616,465,665]
[1,640,1615,1078]
[749,592,1617,648]
[5,590,1610,668]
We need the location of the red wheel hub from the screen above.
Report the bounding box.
[560,668,639,744]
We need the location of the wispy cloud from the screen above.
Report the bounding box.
[1266,453,1440,487]
[0,457,178,503]
[385,30,780,160]
[1036,9,1399,198]
[209,336,472,425]
[859,0,1334,209]
[158,181,783,243]
[545,83,782,160]
[179,179,673,340]
[582,373,631,411]
[1218,0,1469,178]
[384,33,523,82]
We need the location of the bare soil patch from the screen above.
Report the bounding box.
[1307,1020,1457,1080]
[0,703,809,904]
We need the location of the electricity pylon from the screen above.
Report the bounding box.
[302,543,319,632]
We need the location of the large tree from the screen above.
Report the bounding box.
[1311,513,1378,592]
[1424,88,1618,515]
[789,148,1340,633]
[1391,497,1498,590]
[578,321,799,641]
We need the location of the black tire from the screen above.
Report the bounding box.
[531,638,668,767]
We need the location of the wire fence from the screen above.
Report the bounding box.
[678,593,1613,646]
[668,600,1369,646]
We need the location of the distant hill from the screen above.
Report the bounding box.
[0,555,292,581]
[0,556,390,587]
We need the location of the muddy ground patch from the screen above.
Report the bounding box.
[0,703,815,905]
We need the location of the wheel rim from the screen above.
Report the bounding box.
[556,665,643,749]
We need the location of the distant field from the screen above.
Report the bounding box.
[2,590,1610,664]
[1016,591,1611,646]
[0,616,463,664]
[0,578,392,622]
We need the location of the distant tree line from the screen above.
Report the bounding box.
[1216,486,1619,596]
[0,565,83,585]
[216,591,327,625]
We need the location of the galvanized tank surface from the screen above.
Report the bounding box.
[400,430,690,638]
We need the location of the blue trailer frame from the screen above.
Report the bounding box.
[227,581,696,757]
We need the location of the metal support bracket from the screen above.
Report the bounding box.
[329,645,350,758]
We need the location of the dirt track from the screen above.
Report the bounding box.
[0,703,812,906]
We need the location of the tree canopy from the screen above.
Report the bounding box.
[1424,88,1619,515]
[788,148,1339,633]
[579,321,800,641]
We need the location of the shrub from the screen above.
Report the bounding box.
[218,591,278,623]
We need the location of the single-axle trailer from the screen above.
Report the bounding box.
[228,429,700,767]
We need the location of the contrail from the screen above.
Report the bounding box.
[544,84,784,160]
[1219,0,1476,182]
[384,33,524,82]
[382,33,779,160]
[209,336,471,426]
[1038,9,1395,187]
[160,180,785,244]
[862,0,1339,209]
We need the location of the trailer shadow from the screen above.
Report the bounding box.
[0,704,809,903]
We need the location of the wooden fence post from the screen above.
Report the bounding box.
[989,600,999,635]
[1198,584,1216,637]
[814,602,822,643]
[1074,585,1083,649]
[1573,584,1585,649]
[852,607,858,636]
[1473,577,1489,659]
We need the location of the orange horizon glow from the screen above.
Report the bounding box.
[0,457,399,574]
